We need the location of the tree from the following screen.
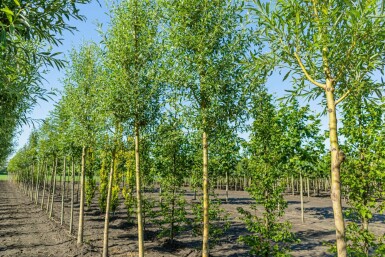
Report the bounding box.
[238,88,296,256]
[162,1,252,254]
[103,1,161,255]
[62,42,102,245]
[153,108,191,245]
[250,1,385,255]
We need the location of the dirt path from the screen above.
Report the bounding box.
[0,181,96,257]
[1,180,384,257]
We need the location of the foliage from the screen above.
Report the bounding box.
[0,0,92,164]
[339,92,385,255]
[238,88,297,256]
[85,148,97,208]
[191,196,230,247]
[99,151,109,212]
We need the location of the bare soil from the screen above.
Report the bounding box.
[0,180,384,257]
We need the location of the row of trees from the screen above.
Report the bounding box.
[5,0,385,256]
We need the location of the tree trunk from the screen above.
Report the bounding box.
[362,217,369,256]
[30,164,34,201]
[300,173,304,223]
[225,171,229,203]
[35,162,40,205]
[325,79,346,257]
[61,157,66,225]
[49,157,58,219]
[202,130,209,257]
[70,157,75,235]
[135,124,144,257]
[171,187,176,244]
[103,151,115,257]
[46,160,54,213]
[41,161,47,209]
[307,177,310,198]
[77,146,87,245]
[291,175,295,196]
[77,164,80,203]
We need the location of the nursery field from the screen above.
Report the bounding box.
[1,180,383,257]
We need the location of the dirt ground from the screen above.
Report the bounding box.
[1,180,384,257]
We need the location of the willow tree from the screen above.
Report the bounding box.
[250,1,385,255]
[162,1,252,255]
[104,1,161,255]
[62,43,101,246]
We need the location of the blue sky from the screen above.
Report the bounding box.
[14,0,329,153]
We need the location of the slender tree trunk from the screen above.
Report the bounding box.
[61,157,67,225]
[47,160,54,212]
[135,124,144,257]
[77,164,80,203]
[225,171,229,203]
[35,162,40,205]
[325,78,346,257]
[77,146,87,245]
[313,180,316,195]
[41,161,47,209]
[307,177,310,198]
[30,164,34,201]
[103,151,115,257]
[291,175,295,196]
[300,173,304,223]
[49,157,58,218]
[202,130,209,257]
[362,216,369,256]
[70,157,75,235]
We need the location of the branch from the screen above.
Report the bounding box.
[335,89,351,106]
[294,52,326,89]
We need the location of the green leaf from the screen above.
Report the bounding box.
[283,70,291,81]
[1,7,14,23]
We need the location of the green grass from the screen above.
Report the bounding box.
[0,174,9,180]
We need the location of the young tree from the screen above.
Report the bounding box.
[250,1,385,255]
[162,1,252,254]
[103,1,161,255]
[238,88,296,256]
[62,42,101,245]
[153,108,192,245]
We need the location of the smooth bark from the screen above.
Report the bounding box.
[325,78,346,257]
[300,173,304,223]
[103,152,115,257]
[77,146,87,245]
[49,157,58,218]
[202,130,209,257]
[61,157,67,225]
[70,157,75,234]
[135,124,144,257]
